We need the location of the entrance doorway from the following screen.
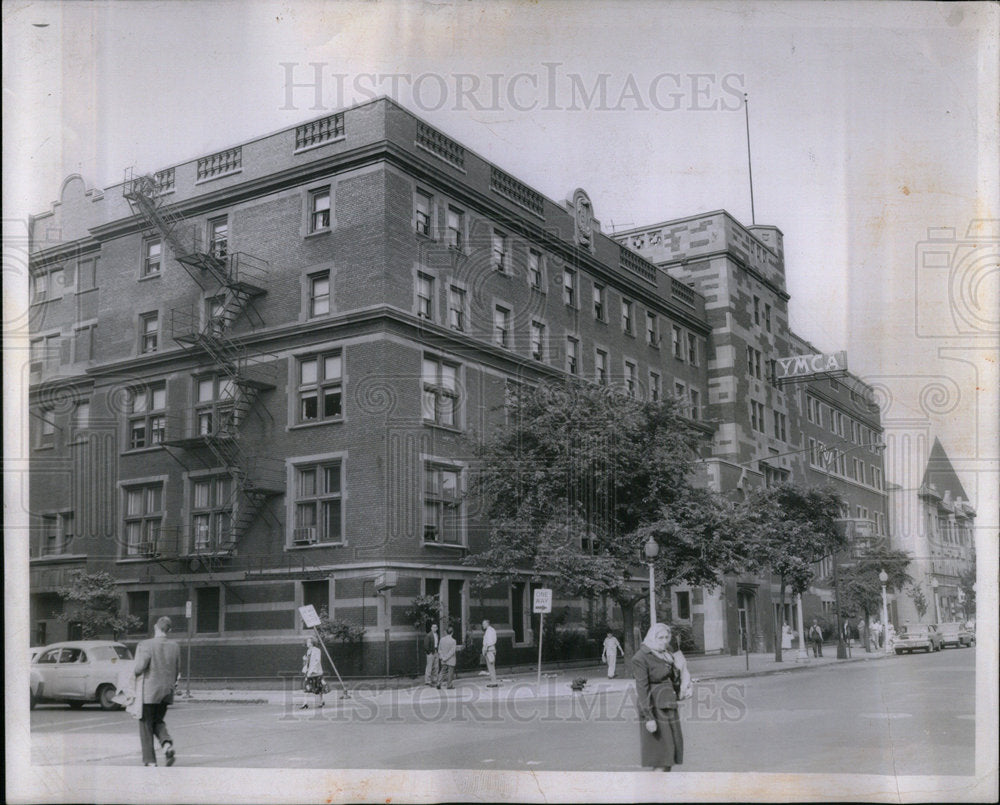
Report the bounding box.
[737,589,755,652]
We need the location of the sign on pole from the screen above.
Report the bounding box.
[185,600,192,619]
[298,604,321,628]
[533,588,552,688]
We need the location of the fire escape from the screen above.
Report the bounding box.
[123,170,283,573]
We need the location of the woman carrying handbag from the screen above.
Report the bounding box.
[300,635,325,710]
[632,622,692,771]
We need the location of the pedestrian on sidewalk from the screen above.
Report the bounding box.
[781,622,793,651]
[133,615,182,767]
[424,623,440,686]
[300,635,325,709]
[481,619,498,687]
[808,620,824,657]
[437,625,457,689]
[632,623,692,772]
[602,631,625,678]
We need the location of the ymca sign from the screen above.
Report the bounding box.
[774,351,847,381]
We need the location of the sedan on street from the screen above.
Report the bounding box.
[894,624,944,654]
[31,641,134,710]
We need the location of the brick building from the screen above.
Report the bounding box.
[27,98,888,674]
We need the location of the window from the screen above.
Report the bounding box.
[417,273,434,320]
[768,358,778,386]
[852,458,863,483]
[493,305,511,348]
[293,461,343,544]
[309,188,331,232]
[672,325,683,359]
[593,283,605,320]
[675,591,691,620]
[649,371,661,402]
[302,580,330,618]
[71,400,90,431]
[750,400,765,433]
[566,337,579,375]
[492,230,509,272]
[31,266,64,303]
[415,190,433,236]
[139,312,159,353]
[196,375,236,437]
[764,303,772,332]
[297,352,343,423]
[35,408,56,449]
[624,360,637,398]
[423,464,462,544]
[806,396,819,424]
[646,312,658,346]
[422,356,459,427]
[675,381,686,401]
[309,272,330,317]
[773,411,787,441]
[763,464,790,487]
[192,475,233,551]
[753,295,761,325]
[808,437,822,467]
[196,586,220,633]
[528,250,543,289]
[209,217,228,258]
[127,591,150,635]
[871,466,883,491]
[205,295,226,336]
[595,349,608,384]
[530,322,545,361]
[688,334,698,366]
[446,206,464,249]
[41,512,74,556]
[127,383,166,449]
[447,286,466,331]
[746,346,762,379]
[563,269,576,307]
[72,324,95,363]
[689,388,700,420]
[123,483,163,556]
[78,256,98,291]
[30,335,59,374]
[142,239,162,277]
[621,299,634,334]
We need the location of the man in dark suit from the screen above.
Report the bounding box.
[423,623,440,686]
[134,615,182,766]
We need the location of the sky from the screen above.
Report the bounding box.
[3,0,997,509]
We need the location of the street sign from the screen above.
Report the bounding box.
[298,604,321,628]
[185,600,192,619]
[533,588,552,614]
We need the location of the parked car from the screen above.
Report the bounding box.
[31,641,134,710]
[29,648,44,710]
[893,624,944,654]
[934,622,975,648]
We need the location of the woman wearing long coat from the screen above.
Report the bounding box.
[632,623,692,771]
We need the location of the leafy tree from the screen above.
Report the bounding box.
[55,569,142,639]
[839,547,913,650]
[405,595,443,631]
[735,484,846,662]
[467,380,744,657]
[908,583,928,622]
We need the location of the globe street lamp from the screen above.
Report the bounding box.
[931,577,940,623]
[879,569,891,656]
[644,536,659,626]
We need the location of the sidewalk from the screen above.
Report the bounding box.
[178,644,895,706]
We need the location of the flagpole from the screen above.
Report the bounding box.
[744,93,756,225]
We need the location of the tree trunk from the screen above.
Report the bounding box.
[863,609,871,653]
[775,576,786,663]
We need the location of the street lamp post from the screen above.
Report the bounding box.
[644,536,659,627]
[931,577,940,623]
[879,569,891,656]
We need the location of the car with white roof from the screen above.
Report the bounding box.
[31,641,134,710]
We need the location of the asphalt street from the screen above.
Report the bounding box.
[29,646,975,775]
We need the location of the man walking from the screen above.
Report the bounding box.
[602,631,624,678]
[437,625,457,689]
[134,615,182,767]
[808,620,824,658]
[423,623,440,686]
[481,619,498,687]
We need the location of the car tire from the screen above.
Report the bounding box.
[30,690,37,711]
[68,700,85,709]
[895,649,903,655]
[97,684,118,711]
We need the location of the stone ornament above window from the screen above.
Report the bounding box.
[569,188,596,252]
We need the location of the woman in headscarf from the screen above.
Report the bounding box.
[632,622,692,771]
